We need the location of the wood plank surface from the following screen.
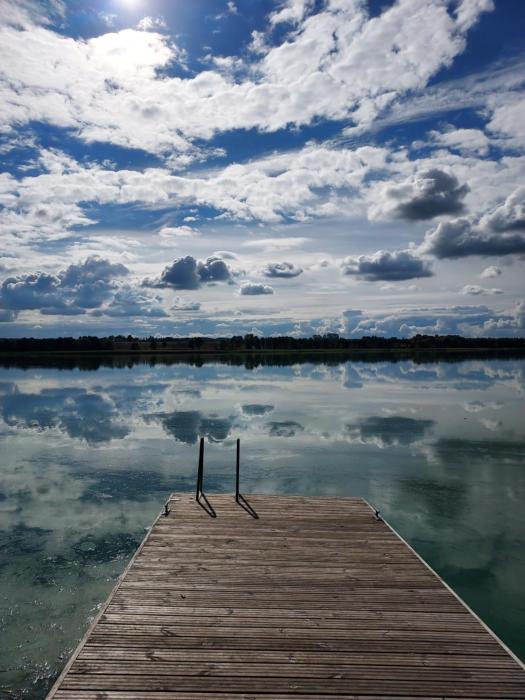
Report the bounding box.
[47,494,525,699]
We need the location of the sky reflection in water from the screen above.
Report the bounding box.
[0,355,524,697]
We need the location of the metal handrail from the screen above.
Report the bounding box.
[195,437,216,517]
[193,437,257,518]
[235,438,258,519]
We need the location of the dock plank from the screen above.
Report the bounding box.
[47,494,525,699]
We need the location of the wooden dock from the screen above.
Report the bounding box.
[48,494,525,699]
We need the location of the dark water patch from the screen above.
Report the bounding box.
[242,404,274,416]
[432,438,525,465]
[0,524,51,565]
[71,532,141,564]
[78,469,186,502]
[0,388,129,444]
[266,421,305,437]
[149,410,234,444]
[346,416,434,447]
[30,555,71,588]
[400,477,467,521]
[1,660,57,700]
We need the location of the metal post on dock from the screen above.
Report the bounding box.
[234,438,258,518]
[195,436,216,517]
[195,436,204,501]
[235,438,240,502]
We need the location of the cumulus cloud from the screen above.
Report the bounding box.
[0,0,493,154]
[0,143,392,236]
[213,251,237,260]
[197,256,231,283]
[486,94,525,148]
[420,188,525,258]
[480,265,502,279]
[144,257,199,290]
[239,282,274,296]
[0,386,129,444]
[262,261,303,278]
[95,287,168,318]
[374,169,469,221]
[0,256,128,318]
[421,218,525,258]
[342,300,525,338]
[171,297,201,312]
[144,255,232,290]
[461,285,503,296]
[480,186,525,232]
[429,127,490,155]
[341,250,433,282]
[152,410,233,444]
[269,0,313,26]
[3,138,524,244]
[346,416,434,448]
[266,420,304,437]
[137,16,167,32]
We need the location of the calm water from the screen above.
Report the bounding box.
[0,354,524,697]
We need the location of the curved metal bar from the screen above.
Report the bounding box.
[195,437,216,517]
[235,438,258,519]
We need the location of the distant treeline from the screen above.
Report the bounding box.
[0,333,524,354]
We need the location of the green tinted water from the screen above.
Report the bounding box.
[0,355,524,697]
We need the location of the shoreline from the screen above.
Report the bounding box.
[1,345,525,356]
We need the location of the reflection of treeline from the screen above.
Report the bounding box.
[1,332,525,355]
[0,339,524,371]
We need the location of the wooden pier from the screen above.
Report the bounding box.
[48,494,525,699]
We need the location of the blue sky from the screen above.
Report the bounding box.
[0,0,524,338]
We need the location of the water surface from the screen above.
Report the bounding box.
[1,354,524,697]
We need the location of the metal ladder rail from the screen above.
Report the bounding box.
[235,438,258,518]
[195,436,216,517]
[191,437,258,518]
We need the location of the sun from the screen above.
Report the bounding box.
[115,0,142,7]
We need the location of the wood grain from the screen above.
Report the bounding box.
[47,493,525,699]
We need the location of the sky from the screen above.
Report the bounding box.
[0,0,524,339]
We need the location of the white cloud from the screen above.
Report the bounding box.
[0,256,128,319]
[144,255,232,290]
[461,284,503,296]
[345,53,525,152]
[429,127,490,155]
[370,168,469,221]
[480,185,525,232]
[96,286,168,318]
[269,0,313,26]
[171,297,201,312]
[242,237,312,250]
[487,94,525,149]
[420,187,525,258]
[0,143,392,239]
[0,0,494,154]
[239,282,274,296]
[480,265,502,279]
[341,249,433,282]
[159,225,199,238]
[137,16,167,32]
[98,12,117,28]
[262,261,303,278]
[342,299,525,338]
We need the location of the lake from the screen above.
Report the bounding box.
[1,353,524,698]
